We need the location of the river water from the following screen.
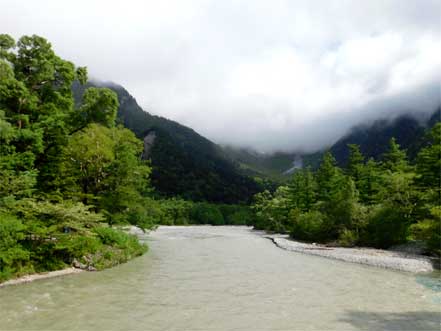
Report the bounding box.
[0,226,440,330]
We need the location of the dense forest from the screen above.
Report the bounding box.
[0,35,154,281]
[251,132,441,255]
[0,34,439,283]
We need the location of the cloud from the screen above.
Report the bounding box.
[1,0,440,152]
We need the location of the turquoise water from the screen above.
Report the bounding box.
[0,226,439,330]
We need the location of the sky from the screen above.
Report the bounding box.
[1,0,440,152]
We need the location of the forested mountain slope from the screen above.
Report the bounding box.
[72,81,261,203]
[225,109,440,176]
[329,109,440,167]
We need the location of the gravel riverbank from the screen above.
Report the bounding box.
[265,234,437,273]
[0,268,83,288]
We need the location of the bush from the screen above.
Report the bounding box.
[54,235,101,260]
[410,207,441,256]
[219,204,252,225]
[361,204,410,248]
[191,203,224,225]
[228,209,252,225]
[338,229,359,247]
[290,211,330,242]
[90,227,148,269]
[0,213,31,281]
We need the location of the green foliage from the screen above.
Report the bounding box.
[250,126,441,255]
[347,144,364,181]
[151,199,251,226]
[191,203,225,225]
[74,87,118,130]
[357,158,382,204]
[381,137,409,172]
[0,34,150,282]
[338,229,359,247]
[362,204,410,248]
[416,123,441,194]
[316,151,344,202]
[218,204,253,225]
[0,213,31,281]
[287,168,316,211]
[290,211,329,242]
[410,207,441,255]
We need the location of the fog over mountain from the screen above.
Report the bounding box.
[2,0,440,152]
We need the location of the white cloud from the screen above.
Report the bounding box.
[1,0,440,152]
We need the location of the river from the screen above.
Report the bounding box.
[0,226,440,330]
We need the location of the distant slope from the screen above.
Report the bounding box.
[329,109,440,167]
[225,108,440,176]
[72,81,261,203]
[222,146,295,181]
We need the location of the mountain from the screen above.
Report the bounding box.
[329,109,440,167]
[72,81,261,203]
[222,147,295,180]
[225,108,440,176]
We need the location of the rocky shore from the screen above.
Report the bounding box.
[0,268,83,288]
[265,234,437,273]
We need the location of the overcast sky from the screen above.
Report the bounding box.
[1,0,440,152]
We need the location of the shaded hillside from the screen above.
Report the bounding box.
[224,108,440,176]
[329,109,440,167]
[222,146,295,181]
[72,81,260,203]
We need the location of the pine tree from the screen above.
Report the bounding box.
[316,151,343,202]
[358,158,381,204]
[382,137,409,172]
[347,144,364,181]
[416,123,441,192]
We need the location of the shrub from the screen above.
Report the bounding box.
[361,204,410,248]
[90,227,147,269]
[191,203,224,225]
[228,209,252,225]
[0,213,31,281]
[290,211,330,242]
[410,207,441,256]
[338,229,359,247]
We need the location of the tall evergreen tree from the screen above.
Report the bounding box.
[347,144,364,181]
[382,137,409,172]
[316,151,343,202]
[416,123,441,193]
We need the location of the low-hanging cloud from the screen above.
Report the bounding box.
[1,0,440,152]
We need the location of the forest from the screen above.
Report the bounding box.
[0,34,439,283]
[251,135,441,255]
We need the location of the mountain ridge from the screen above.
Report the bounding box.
[224,108,440,177]
[72,81,261,203]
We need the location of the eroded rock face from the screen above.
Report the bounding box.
[142,131,156,159]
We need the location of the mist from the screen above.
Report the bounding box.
[1,0,440,152]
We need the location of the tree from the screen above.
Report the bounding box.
[99,126,152,226]
[413,123,441,255]
[0,34,150,282]
[416,123,441,192]
[347,144,364,182]
[357,158,381,204]
[382,137,409,172]
[288,168,316,211]
[60,124,116,205]
[315,151,344,202]
[71,87,118,133]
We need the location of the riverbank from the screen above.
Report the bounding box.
[264,234,436,273]
[0,268,83,288]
